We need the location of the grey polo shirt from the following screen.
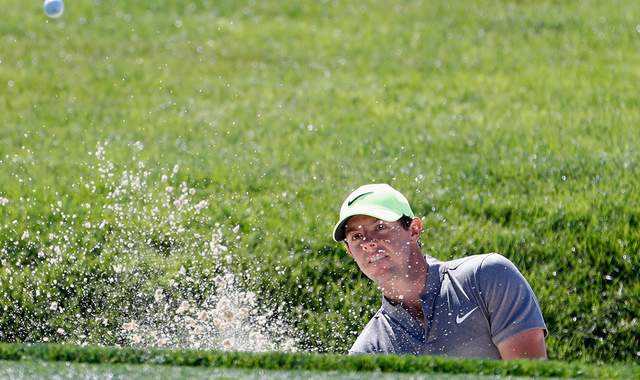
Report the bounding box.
[349,253,547,359]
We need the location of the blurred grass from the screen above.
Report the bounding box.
[1,343,638,379]
[0,0,639,363]
[0,361,521,380]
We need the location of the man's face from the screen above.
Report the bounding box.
[344,215,420,284]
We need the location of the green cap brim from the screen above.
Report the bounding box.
[332,207,404,242]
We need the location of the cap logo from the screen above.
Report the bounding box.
[347,192,374,206]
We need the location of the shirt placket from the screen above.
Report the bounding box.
[381,298,425,342]
[422,260,444,343]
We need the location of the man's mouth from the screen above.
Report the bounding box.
[368,251,388,263]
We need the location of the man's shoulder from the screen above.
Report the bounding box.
[349,308,393,354]
[436,253,524,293]
[349,307,427,355]
[440,252,516,275]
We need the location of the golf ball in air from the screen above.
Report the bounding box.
[43,0,64,18]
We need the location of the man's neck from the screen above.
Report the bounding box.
[379,252,428,315]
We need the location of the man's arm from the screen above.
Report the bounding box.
[477,254,548,359]
[497,328,547,360]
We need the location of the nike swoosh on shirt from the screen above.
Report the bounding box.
[347,192,374,206]
[456,307,479,324]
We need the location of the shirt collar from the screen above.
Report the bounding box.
[380,255,443,338]
[423,255,443,303]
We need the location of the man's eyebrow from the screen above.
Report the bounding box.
[344,225,359,234]
[345,219,381,233]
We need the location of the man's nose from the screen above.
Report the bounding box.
[360,239,378,251]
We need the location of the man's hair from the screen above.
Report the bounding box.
[399,215,413,230]
[400,215,422,247]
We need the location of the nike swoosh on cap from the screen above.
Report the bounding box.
[347,192,374,206]
[456,307,479,324]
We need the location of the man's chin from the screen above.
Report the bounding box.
[366,265,395,283]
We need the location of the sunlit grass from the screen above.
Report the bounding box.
[0,0,639,363]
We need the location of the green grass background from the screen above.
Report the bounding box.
[0,0,639,364]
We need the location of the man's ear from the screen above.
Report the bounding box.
[409,217,423,242]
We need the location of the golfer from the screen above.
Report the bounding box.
[333,184,547,359]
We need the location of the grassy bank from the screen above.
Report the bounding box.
[0,0,638,362]
[1,343,638,379]
[0,361,517,380]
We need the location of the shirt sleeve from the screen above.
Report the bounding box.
[477,253,547,345]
